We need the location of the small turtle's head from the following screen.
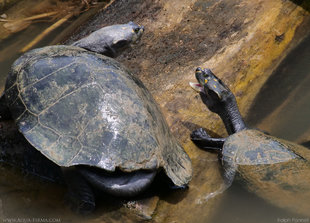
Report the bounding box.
[72,21,144,57]
[189,67,233,113]
[190,68,247,134]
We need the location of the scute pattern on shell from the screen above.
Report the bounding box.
[223,129,310,216]
[5,45,192,186]
[223,129,298,166]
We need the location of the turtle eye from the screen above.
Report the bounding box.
[133,27,140,33]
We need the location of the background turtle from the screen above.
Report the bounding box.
[0,22,192,213]
[189,67,310,216]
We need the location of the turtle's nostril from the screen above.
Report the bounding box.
[196,67,203,72]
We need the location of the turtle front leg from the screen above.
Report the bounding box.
[190,128,225,153]
[62,167,96,214]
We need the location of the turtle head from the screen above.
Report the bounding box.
[107,21,144,48]
[72,21,144,57]
[190,67,233,113]
[190,67,246,134]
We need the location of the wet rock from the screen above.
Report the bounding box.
[124,196,159,220]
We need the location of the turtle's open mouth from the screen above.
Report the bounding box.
[189,82,204,92]
[189,67,206,93]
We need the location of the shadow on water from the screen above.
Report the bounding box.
[246,34,310,140]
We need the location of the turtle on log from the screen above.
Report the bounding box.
[0,22,192,213]
[190,67,310,216]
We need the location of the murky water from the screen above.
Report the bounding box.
[0,1,310,222]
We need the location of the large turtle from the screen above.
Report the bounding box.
[189,67,310,216]
[0,22,192,213]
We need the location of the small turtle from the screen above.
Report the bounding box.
[189,68,310,216]
[0,22,192,213]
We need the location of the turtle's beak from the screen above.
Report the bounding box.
[189,82,203,92]
[189,67,205,93]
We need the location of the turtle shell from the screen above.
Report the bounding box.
[5,45,192,186]
[222,129,310,216]
[222,129,299,166]
[220,129,299,184]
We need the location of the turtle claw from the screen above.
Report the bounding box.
[190,128,211,141]
[191,128,224,152]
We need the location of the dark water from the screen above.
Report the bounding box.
[210,34,310,223]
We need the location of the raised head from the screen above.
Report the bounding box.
[72,21,144,57]
[190,67,234,114]
[190,67,246,134]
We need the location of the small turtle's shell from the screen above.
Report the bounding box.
[222,129,310,216]
[222,129,299,166]
[5,45,192,186]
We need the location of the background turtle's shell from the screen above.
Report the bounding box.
[4,45,192,186]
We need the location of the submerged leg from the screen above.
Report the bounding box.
[190,128,225,152]
[62,167,95,214]
[0,93,12,120]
